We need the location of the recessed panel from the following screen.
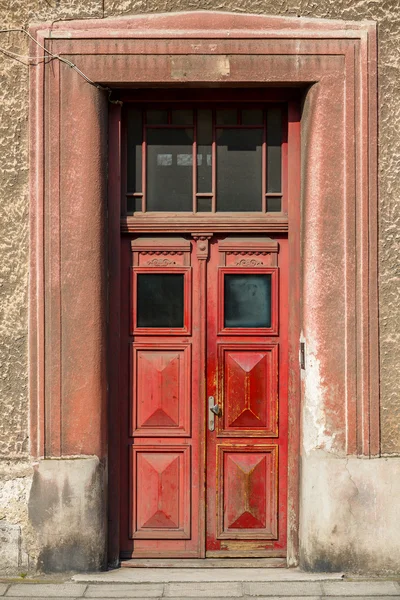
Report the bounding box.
[131,343,191,437]
[131,446,191,539]
[218,344,278,437]
[217,446,278,540]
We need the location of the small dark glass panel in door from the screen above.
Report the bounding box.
[137,274,184,328]
[224,274,271,328]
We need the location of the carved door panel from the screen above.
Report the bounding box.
[205,236,288,557]
[120,234,288,559]
[120,236,204,558]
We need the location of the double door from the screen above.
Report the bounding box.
[120,233,288,558]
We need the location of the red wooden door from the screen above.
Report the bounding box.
[118,99,292,560]
[205,236,288,557]
[120,233,288,559]
[120,236,204,558]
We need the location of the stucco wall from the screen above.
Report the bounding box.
[0,0,399,575]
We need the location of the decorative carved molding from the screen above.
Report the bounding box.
[140,251,182,256]
[122,216,288,234]
[227,251,271,256]
[235,258,264,266]
[191,233,213,261]
[145,257,177,266]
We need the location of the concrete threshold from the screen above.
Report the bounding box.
[120,558,286,568]
[72,567,344,583]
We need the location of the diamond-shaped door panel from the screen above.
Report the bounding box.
[130,446,191,539]
[131,343,191,437]
[217,446,278,540]
[217,344,278,437]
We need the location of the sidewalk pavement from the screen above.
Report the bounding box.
[0,569,399,599]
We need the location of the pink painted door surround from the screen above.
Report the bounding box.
[29,12,379,568]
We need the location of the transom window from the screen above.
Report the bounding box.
[125,106,286,214]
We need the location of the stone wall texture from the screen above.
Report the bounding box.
[0,0,399,574]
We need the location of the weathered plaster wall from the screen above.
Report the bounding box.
[28,458,106,573]
[300,452,400,574]
[0,0,399,576]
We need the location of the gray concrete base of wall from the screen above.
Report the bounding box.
[300,451,400,575]
[28,457,107,573]
[0,457,106,575]
[2,453,400,575]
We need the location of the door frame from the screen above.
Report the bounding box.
[28,12,379,570]
[109,95,301,563]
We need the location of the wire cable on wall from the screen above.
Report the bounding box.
[0,27,123,104]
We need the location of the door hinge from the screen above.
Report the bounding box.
[300,342,306,370]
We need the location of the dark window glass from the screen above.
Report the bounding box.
[147,129,193,211]
[216,109,237,125]
[127,196,143,213]
[146,110,168,124]
[197,148,212,194]
[241,109,263,125]
[224,274,271,328]
[137,274,184,328]
[197,109,213,145]
[127,108,142,194]
[266,197,281,212]
[216,129,263,211]
[171,109,193,125]
[267,108,282,193]
[197,110,212,193]
[197,196,212,212]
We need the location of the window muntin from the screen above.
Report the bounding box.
[125,106,285,214]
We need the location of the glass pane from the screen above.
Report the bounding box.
[197,196,212,212]
[127,196,142,213]
[197,147,212,193]
[171,109,193,125]
[197,110,212,145]
[197,110,213,194]
[137,274,184,328]
[147,129,193,211]
[241,109,263,126]
[267,108,282,193]
[216,129,263,211]
[266,197,281,212]
[127,109,142,194]
[224,274,271,328]
[216,109,237,125]
[146,110,168,125]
